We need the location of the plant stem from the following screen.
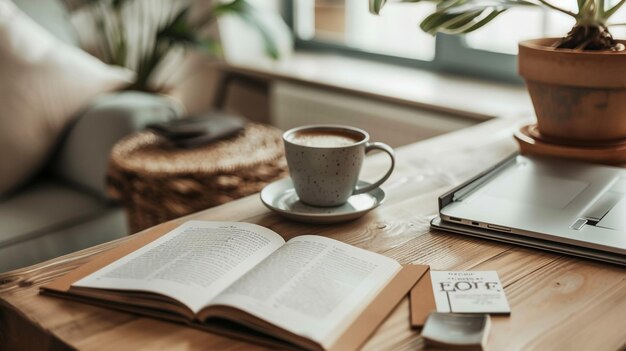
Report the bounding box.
[577,0,601,24]
[605,0,626,18]
[599,0,605,16]
[536,0,577,17]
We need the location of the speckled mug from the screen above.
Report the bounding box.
[283,125,395,207]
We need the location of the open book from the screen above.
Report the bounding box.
[42,221,428,351]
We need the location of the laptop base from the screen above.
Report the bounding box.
[431,216,626,266]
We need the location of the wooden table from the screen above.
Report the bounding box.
[1,118,624,351]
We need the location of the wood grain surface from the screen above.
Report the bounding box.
[1,118,624,351]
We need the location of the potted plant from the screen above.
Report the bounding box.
[75,0,278,93]
[370,0,626,145]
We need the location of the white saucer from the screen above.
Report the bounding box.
[260,178,386,224]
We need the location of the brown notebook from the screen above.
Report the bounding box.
[41,220,429,351]
[409,266,437,327]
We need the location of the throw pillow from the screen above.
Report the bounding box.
[0,0,134,195]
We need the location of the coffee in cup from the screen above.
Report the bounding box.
[288,129,362,148]
[283,125,395,207]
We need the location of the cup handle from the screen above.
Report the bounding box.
[353,142,395,195]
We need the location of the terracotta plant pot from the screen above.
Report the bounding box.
[518,38,626,145]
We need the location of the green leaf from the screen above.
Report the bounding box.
[442,11,485,30]
[213,0,248,16]
[213,0,280,59]
[421,13,464,34]
[156,8,197,45]
[369,0,388,14]
[237,11,280,59]
[419,0,536,34]
[197,38,223,56]
[462,9,504,31]
[370,0,445,15]
[111,0,130,9]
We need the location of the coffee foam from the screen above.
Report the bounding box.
[288,129,363,147]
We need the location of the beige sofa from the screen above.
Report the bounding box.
[0,0,179,272]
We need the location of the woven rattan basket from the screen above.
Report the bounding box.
[107,123,288,233]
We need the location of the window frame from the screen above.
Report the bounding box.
[282,1,523,84]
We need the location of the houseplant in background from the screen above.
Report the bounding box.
[75,0,278,92]
[370,0,626,149]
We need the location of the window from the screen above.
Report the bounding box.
[288,0,626,81]
[294,0,436,61]
[466,0,626,54]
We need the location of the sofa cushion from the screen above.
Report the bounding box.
[51,92,181,199]
[0,204,126,273]
[0,0,133,195]
[0,179,115,249]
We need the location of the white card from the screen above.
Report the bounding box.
[430,271,510,314]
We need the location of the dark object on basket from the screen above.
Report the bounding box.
[147,113,246,148]
[107,123,288,232]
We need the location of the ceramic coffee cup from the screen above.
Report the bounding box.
[283,125,395,207]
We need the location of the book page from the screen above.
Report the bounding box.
[209,235,401,349]
[73,221,285,313]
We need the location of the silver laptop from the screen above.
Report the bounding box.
[432,154,626,266]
